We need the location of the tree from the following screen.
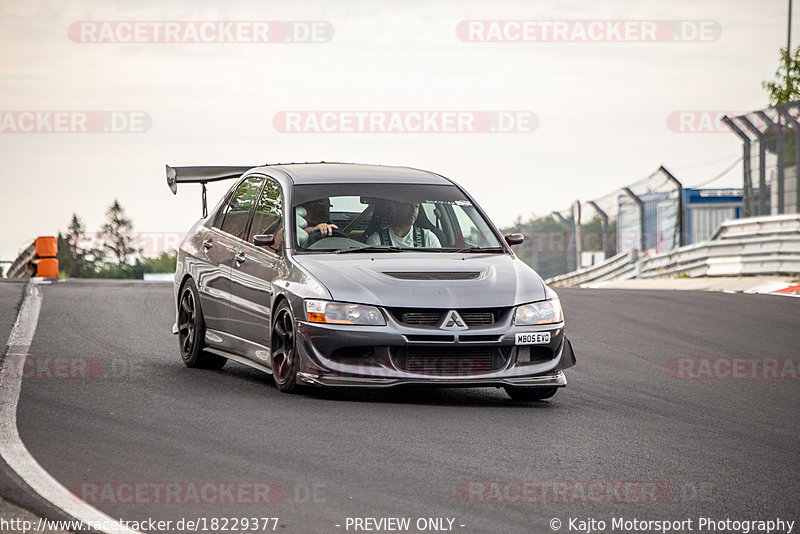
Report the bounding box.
[69,214,95,276]
[57,214,101,277]
[100,200,140,267]
[66,214,85,256]
[761,47,800,167]
[762,47,800,105]
[56,233,75,277]
[502,213,570,279]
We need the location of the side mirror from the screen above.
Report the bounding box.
[504,233,524,246]
[252,234,275,247]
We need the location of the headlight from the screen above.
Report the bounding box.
[514,299,563,325]
[304,299,386,326]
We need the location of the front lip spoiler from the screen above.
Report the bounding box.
[296,370,567,388]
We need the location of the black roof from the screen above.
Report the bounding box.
[261,163,453,185]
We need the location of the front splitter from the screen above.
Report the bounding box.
[297,370,567,388]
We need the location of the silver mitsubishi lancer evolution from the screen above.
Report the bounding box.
[168,162,575,400]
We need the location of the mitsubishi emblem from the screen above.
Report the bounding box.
[441,310,468,331]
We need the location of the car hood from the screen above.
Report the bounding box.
[290,253,547,308]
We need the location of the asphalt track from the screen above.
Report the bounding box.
[1,279,799,534]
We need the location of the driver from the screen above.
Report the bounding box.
[366,201,441,248]
[301,198,338,237]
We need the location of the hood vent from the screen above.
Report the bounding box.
[383,271,482,281]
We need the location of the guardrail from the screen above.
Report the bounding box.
[638,234,800,278]
[712,213,800,240]
[547,250,638,287]
[5,237,59,279]
[546,215,800,287]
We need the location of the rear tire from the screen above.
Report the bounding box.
[504,386,559,401]
[177,280,227,370]
[271,301,300,393]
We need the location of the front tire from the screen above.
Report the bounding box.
[271,301,300,393]
[177,280,227,370]
[504,386,559,401]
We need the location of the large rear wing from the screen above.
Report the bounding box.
[166,165,255,217]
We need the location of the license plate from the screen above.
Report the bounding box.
[515,332,551,345]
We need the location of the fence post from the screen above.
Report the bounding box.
[722,116,754,217]
[587,200,610,260]
[659,166,684,248]
[551,211,576,273]
[622,187,645,253]
[739,116,769,215]
[758,111,784,214]
[572,201,582,270]
[778,106,800,213]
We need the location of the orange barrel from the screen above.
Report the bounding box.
[35,236,58,258]
[35,258,59,278]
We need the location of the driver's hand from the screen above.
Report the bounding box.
[310,223,338,236]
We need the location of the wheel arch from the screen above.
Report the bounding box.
[271,292,292,323]
[173,274,196,333]
[178,273,194,294]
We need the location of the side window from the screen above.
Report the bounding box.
[248,179,283,241]
[211,191,233,229]
[219,176,265,238]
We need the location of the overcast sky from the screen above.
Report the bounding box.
[0,0,791,261]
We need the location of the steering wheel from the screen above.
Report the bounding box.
[304,227,349,247]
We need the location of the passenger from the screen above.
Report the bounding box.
[366,201,441,248]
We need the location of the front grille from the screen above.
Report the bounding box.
[400,311,442,326]
[516,346,554,364]
[459,312,495,325]
[390,307,508,327]
[459,334,502,343]
[390,347,510,376]
[330,347,375,361]
[406,335,455,343]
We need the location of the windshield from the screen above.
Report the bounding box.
[292,183,504,253]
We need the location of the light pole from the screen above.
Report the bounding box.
[789,0,793,60]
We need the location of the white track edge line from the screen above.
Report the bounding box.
[0,279,143,534]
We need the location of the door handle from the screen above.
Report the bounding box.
[202,238,213,251]
[234,252,246,265]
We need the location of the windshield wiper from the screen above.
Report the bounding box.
[449,246,506,253]
[336,245,404,254]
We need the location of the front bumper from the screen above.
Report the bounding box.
[294,313,576,388]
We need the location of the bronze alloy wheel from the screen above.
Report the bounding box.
[177,280,226,370]
[271,301,299,393]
